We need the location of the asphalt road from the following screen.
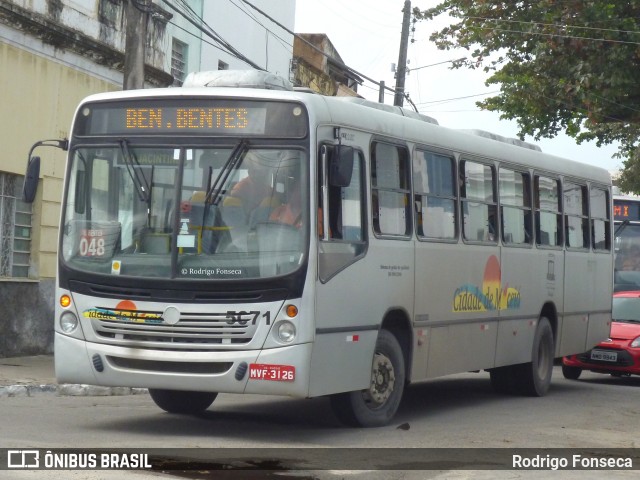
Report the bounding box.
[1,366,639,479]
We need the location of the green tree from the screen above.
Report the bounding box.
[418,1,640,192]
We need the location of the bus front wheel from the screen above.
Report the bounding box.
[330,329,406,427]
[148,389,217,414]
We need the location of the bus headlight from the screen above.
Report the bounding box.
[59,311,79,334]
[276,320,296,343]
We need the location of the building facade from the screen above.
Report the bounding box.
[292,33,360,97]
[200,0,295,79]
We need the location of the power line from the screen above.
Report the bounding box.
[410,57,466,72]
[464,15,640,38]
[413,90,500,107]
[483,26,640,46]
[239,0,397,96]
[227,0,294,53]
[160,0,265,70]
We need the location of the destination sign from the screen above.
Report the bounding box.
[125,106,260,132]
[74,99,307,137]
[614,200,640,221]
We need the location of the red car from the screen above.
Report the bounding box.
[562,291,640,379]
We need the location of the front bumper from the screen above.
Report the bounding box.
[55,332,311,397]
[563,346,640,376]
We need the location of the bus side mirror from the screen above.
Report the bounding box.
[23,156,41,203]
[329,145,354,188]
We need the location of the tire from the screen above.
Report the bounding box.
[517,316,555,396]
[330,330,406,427]
[148,389,217,414]
[562,365,582,380]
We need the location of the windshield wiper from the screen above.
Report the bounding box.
[119,139,150,203]
[615,220,630,238]
[204,139,249,207]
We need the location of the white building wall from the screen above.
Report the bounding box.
[162,0,203,82]
[201,0,295,79]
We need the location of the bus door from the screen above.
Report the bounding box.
[310,136,373,397]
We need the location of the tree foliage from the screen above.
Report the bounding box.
[416,1,640,192]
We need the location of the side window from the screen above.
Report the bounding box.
[318,145,366,283]
[534,175,562,247]
[325,151,365,242]
[499,168,532,245]
[370,142,411,237]
[590,186,610,251]
[564,181,589,249]
[90,158,112,221]
[413,150,456,240]
[461,160,497,243]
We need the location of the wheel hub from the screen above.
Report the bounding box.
[367,352,396,405]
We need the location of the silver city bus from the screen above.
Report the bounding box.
[24,70,613,427]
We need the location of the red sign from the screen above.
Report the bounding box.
[79,229,106,257]
[249,363,295,382]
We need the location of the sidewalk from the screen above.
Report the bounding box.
[0,355,147,397]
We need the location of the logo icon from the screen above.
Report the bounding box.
[8,450,40,469]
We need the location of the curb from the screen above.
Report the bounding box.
[0,384,148,398]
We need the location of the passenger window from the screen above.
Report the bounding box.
[564,181,589,249]
[499,168,532,245]
[370,142,411,237]
[325,151,365,241]
[461,160,497,243]
[90,158,112,222]
[590,186,610,251]
[413,150,456,240]
[319,145,367,283]
[534,175,562,247]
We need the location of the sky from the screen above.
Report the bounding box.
[294,0,622,173]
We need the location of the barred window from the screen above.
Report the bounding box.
[0,173,32,278]
[171,38,188,86]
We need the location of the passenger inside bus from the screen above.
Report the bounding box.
[270,174,302,227]
[225,151,277,219]
[622,245,640,271]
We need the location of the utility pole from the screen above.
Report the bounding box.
[123,0,147,90]
[394,0,411,107]
[378,80,385,103]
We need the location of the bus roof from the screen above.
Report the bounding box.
[77,84,611,186]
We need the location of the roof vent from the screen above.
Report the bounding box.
[460,129,542,151]
[335,97,439,125]
[182,70,293,91]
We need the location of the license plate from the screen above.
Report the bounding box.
[249,363,295,382]
[590,350,618,362]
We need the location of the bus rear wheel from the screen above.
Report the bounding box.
[518,316,554,396]
[330,329,405,427]
[148,389,217,414]
[489,317,554,396]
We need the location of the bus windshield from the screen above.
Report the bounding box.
[615,222,640,291]
[61,144,307,280]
